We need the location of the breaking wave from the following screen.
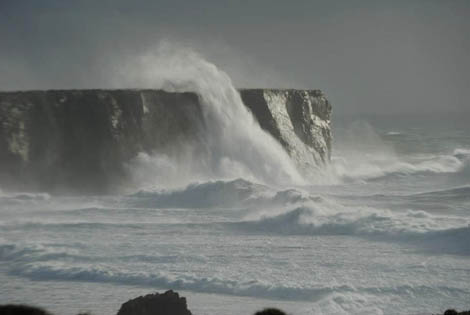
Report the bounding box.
[330,120,470,183]
[234,203,470,254]
[333,146,470,182]
[127,178,319,209]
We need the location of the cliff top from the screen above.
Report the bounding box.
[0,88,325,95]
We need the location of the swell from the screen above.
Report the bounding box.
[7,207,467,248]
[364,185,470,200]
[337,185,470,212]
[404,186,470,202]
[0,242,205,265]
[2,249,466,302]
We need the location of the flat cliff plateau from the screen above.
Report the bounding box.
[0,89,332,193]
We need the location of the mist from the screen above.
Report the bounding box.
[1,0,469,115]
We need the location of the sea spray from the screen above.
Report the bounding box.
[328,121,470,182]
[116,42,304,188]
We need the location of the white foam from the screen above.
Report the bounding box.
[332,146,467,182]
[454,148,470,156]
[237,199,470,253]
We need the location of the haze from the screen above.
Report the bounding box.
[1,0,469,114]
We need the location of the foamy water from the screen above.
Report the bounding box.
[1,138,469,315]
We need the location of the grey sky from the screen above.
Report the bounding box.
[1,0,469,114]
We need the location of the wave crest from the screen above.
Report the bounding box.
[127,179,318,209]
[333,148,470,181]
[234,204,470,254]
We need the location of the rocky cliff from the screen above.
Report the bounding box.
[0,89,331,193]
[240,89,331,166]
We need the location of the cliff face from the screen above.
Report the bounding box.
[240,89,331,168]
[0,89,331,193]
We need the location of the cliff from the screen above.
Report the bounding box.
[0,89,331,193]
[240,89,331,166]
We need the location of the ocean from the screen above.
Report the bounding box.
[1,112,469,315]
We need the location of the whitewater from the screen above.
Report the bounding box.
[1,49,469,315]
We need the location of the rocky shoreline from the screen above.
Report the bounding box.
[0,290,468,315]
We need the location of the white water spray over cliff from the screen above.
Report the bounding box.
[118,43,305,188]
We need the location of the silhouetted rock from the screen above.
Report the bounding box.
[116,290,192,315]
[443,310,470,315]
[0,305,52,315]
[254,308,287,315]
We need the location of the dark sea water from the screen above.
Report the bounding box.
[1,113,469,315]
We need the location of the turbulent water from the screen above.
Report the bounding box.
[1,113,469,315]
[1,50,469,314]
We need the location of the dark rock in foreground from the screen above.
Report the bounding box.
[0,305,51,315]
[0,300,469,315]
[254,308,287,315]
[116,290,192,315]
[443,310,470,315]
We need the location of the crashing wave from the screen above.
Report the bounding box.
[332,148,470,182]
[232,203,470,254]
[127,178,319,209]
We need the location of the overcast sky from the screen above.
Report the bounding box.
[1,0,469,114]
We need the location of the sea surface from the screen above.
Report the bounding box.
[1,114,469,315]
